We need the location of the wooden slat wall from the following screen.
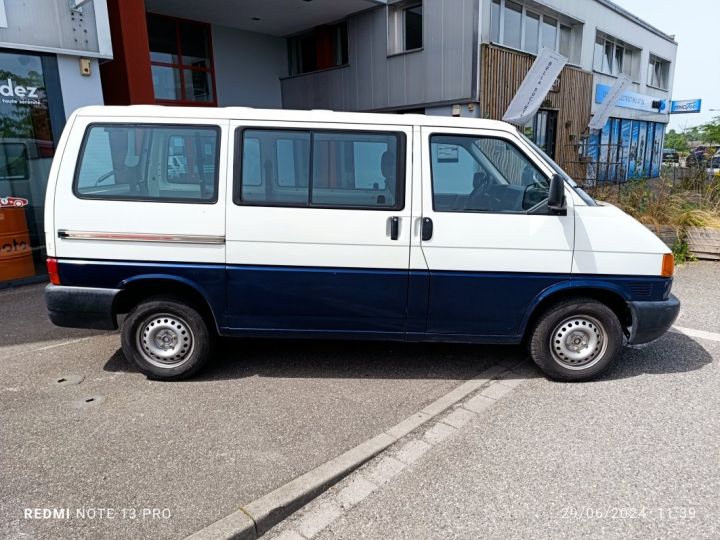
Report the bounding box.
[480,45,593,179]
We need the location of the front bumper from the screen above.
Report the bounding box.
[627,294,680,345]
[45,285,120,330]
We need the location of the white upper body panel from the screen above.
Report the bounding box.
[45,105,669,277]
[573,202,670,276]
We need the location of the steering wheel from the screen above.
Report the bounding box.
[464,170,491,210]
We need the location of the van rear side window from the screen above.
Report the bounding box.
[236,128,404,210]
[74,124,220,203]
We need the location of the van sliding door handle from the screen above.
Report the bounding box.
[389,216,399,240]
[421,218,433,241]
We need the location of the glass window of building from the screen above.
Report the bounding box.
[594,34,633,78]
[523,11,540,54]
[541,16,558,50]
[403,4,423,51]
[648,55,670,89]
[503,1,522,49]
[490,0,501,43]
[388,2,423,54]
[522,110,558,159]
[0,50,62,285]
[559,25,572,58]
[147,14,216,104]
[490,0,575,59]
[289,21,349,75]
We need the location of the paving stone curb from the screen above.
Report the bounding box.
[184,363,525,540]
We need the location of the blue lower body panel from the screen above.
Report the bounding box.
[426,271,569,335]
[53,258,675,344]
[225,265,409,333]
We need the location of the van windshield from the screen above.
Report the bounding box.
[520,133,597,207]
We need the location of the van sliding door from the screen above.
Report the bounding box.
[225,122,413,337]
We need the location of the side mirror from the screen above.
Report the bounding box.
[547,174,566,214]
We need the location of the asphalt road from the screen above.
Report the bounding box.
[267,262,720,540]
[0,284,509,540]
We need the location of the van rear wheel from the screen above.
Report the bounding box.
[529,298,623,381]
[121,297,213,380]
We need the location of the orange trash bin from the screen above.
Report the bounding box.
[0,207,37,281]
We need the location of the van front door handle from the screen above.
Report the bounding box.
[389,216,399,240]
[422,218,433,241]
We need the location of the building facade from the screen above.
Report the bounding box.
[279,0,678,183]
[0,0,111,287]
[102,0,677,185]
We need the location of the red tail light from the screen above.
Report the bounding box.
[46,257,61,285]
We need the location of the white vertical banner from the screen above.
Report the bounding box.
[589,74,631,131]
[502,48,568,126]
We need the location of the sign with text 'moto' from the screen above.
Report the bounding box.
[670,99,702,114]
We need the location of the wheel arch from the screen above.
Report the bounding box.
[521,282,632,341]
[113,275,221,334]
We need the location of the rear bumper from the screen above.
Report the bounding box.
[627,294,680,345]
[45,285,120,330]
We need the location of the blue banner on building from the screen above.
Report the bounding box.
[595,84,667,113]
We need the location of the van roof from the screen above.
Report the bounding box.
[73,105,518,132]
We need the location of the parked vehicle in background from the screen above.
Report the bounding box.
[686,145,720,168]
[706,155,720,177]
[44,106,679,383]
[662,148,679,164]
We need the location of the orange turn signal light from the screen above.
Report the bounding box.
[661,253,674,278]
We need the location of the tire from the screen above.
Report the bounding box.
[528,297,624,382]
[121,297,213,380]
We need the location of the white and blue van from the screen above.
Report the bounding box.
[44,106,679,381]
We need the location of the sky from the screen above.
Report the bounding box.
[614,0,720,131]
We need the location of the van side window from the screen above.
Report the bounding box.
[241,130,310,205]
[237,128,404,210]
[430,134,548,213]
[75,124,220,203]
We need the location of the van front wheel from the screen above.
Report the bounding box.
[121,297,213,380]
[529,298,623,381]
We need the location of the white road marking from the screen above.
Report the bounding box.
[2,332,115,361]
[671,326,720,343]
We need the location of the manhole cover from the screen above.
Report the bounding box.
[54,375,85,387]
[71,395,106,409]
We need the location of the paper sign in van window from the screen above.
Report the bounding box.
[437,144,459,163]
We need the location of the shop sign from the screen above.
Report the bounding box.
[0,78,43,106]
[595,84,667,113]
[670,99,702,114]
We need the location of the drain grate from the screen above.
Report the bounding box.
[71,395,106,409]
[54,375,85,387]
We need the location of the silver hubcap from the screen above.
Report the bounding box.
[550,315,607,370]
[137,314,194,369]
